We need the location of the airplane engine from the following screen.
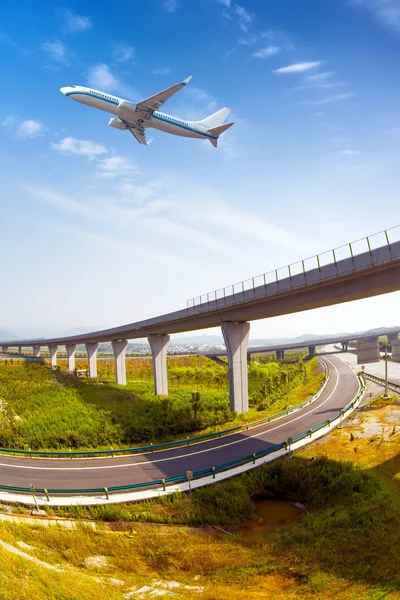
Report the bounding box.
[109,118,127,131]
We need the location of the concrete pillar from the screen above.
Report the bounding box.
[357,337,379,364]
[148,334,170,395]
[392,340,400,362]
[112,340,128,385]
[387,333,399,343]
[66,344,76,372]
[1,346,8,354]
[49,345,58,368]
[86,343,98,378]
[276,349,284,361]
[308,346,316,358]
[18,346,22,355]
[33,345,41,357]
[222,321,250,414]
[341,341,348,351]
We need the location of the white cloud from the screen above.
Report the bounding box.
[1,115,16,127]
[307,71,335,81]
[350,0,400,33]
[314,92,354,105]
[87,64,118,91]
[41,40,68,63]
[87,63,135,97]
[17,120,44,139]
[316,82,345,89]
[153,67,171,75]
[252,45,281,58]
[341,149,360,155]
[97,156,140,178]
[235,5,254,32]
[215,0,231,6]
[51,137,108,159]
[64,10,92,33]
[162,0,179,12]
[274,61,323,74]
[112,43,135,63]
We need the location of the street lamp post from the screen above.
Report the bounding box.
[383,341,391,399]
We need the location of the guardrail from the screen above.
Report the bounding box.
[0,362,328,459]
[187,225,400,312]
[362,372,400,393]
[0,371,365,502]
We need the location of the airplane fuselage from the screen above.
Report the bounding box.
[61,85,217,142]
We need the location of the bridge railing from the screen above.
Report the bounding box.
[187,225,400,312]
[362,372,400,394]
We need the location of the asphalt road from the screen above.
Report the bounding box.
[0,354,359,492]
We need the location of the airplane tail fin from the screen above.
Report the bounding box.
[207,121,235,147]
[200,107,231,129]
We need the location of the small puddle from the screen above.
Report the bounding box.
[252,498,305,530]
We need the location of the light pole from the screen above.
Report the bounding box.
[383,342,391,399]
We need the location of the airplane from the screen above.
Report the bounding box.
[60,76,234,147]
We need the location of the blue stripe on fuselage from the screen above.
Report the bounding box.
[152,113,217,139]
[65,90,119,105]
[65,90,218,140]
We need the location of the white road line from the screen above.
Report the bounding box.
[0,357,357,473]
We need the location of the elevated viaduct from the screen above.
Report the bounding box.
[1,226,399,413]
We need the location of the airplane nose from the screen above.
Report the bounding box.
[60,87,69,95]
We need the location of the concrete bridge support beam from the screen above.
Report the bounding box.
[308,346,316,359]
[86,343,98,378]
[276,349,284,361]
[392,340,400,362]
[222,321,250,414]
[66,344,76,372]
[148,334,170,396]
[49,345,58,368]
[1,346,8,354]
[357,337,380,364]
[33,345,41,358]
[112,340,128,386]
[387,333,399,343]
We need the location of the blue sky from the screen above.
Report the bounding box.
[1,0,400,340]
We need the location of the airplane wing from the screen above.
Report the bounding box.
[135,76,192,114]
[128,124,153,146]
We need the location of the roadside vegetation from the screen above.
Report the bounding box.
[0,357,323,451]
[0,373,398,598]
[1,415,399,600]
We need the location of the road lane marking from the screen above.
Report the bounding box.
[0,357,358,473]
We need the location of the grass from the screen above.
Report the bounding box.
[0,357,323,451]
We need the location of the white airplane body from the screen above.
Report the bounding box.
[60,76,234,147]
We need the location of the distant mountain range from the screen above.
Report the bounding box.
[1,326,399,346]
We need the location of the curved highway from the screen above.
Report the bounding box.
[0,355,359,494]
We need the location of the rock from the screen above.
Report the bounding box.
[84,555,108,569]
[109,578,125,586]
